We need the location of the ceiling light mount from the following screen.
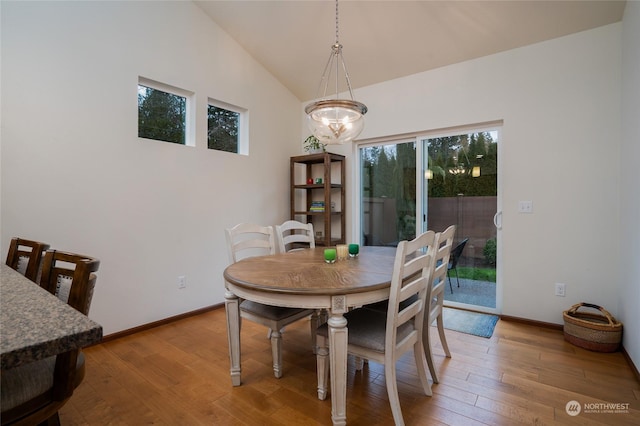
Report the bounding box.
[305,0,367,144]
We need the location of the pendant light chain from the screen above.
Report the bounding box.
[335,0,339,45]
[334,0,340,99]
[334,0,356,101]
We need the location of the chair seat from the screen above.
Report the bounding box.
[240,300,310,321]
[1,352,85,411]
[317,308,415,353]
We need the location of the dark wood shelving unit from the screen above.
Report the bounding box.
[290,153,345,247]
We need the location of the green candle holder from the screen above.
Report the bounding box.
[348,243,359,257]
[324,248,336,263]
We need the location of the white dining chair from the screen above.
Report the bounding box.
[225,222,316,378]
[424,225,456,383]
[275,220,325,352]
[275,220,315,253]
[315,230,437,426]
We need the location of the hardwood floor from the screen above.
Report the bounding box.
[60,308,639,425]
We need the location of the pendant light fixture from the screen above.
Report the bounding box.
[305,0,367,144]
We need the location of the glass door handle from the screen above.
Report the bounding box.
[493,211,502,230]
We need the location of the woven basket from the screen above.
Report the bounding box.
[563,303,623,352]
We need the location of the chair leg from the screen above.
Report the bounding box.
[414,339,433,397]
[437,314,451,358]
[38,413,61,426]
[447,272,454,293]
[311,310,329,354]
[354,356,364,371]
[311,311,320,354]
[455,268,460,288]
[423,319,439,384]
[316,334,329,400]
[320,309,328,325]
[384,360,405,426]
[270,329,283,378]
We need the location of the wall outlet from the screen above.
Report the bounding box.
[555,282,566,297]
[178,275,186,289]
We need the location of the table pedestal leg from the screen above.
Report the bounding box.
[225,290,242,386]
[329,312,348,426]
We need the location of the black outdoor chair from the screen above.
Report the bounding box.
[447,238,468,293]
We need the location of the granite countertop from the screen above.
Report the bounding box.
[1,264,103,370]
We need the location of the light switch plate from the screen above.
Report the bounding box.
[518,200,533,213]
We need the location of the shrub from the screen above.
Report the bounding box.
[484,238,497,266]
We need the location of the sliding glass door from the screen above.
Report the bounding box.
[422,131,499,310]
[357,127,500,313]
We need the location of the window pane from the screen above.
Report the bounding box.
[360,142,416,246]
[138,85,186,145]
[208,105,239,153]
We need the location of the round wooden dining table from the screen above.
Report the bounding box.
[223,246,397,426]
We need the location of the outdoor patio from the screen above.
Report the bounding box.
[444,277,496,308]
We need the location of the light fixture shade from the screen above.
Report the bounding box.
[305,99,367,144]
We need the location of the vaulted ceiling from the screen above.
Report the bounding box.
[195,1,626,102]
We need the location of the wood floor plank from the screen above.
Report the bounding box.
[474,395,555,425]
[420,392,512,425]
[58,308,639,425]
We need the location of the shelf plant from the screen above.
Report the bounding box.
[303,135,326,153]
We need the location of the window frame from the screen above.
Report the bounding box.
[207,98,248,155]
[137,77,195,147]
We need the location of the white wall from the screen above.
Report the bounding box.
[620,0,640,371]
[1,1,302,335]
[320,24,624,328]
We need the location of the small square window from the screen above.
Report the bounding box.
[138,78,193,146]
[208,100,246,154]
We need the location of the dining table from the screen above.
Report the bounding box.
[0,264,103,370]
[223,245,397,426]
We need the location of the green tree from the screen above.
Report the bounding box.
[208,105,239,153]
[427,132,497,197]
[371,148,394,198]
[394,142,416,240]
[138,85,186,144]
